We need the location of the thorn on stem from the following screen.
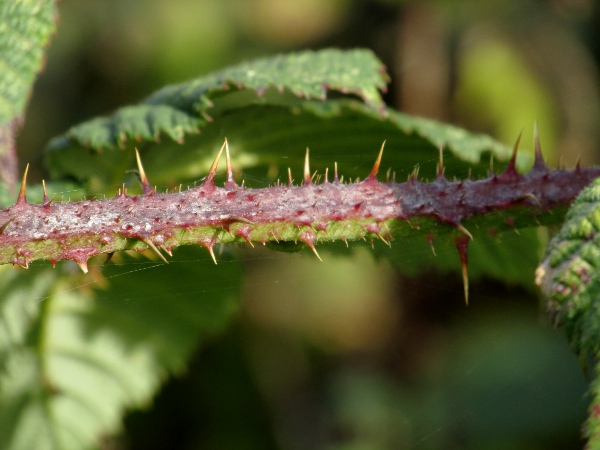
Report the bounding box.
[532,122,548,173]
[42,180,49,203]
[299,231,322,261]
[375,233,391,247]
[135,149,154,195]
[160,245,173,257]
[197,239,217,264]
[503,130,522,177]
[427,235,436,256]
[368,141,386,181]
[304,148,311,185]
[142,238,169,263]
[16,164,29,205]
[437,146,444,179]
[224,138,237,188]
[76,259,89,274]
[308,243,322,261]
[208,246,217,264]
[455,223,473,241]
[455,236,470,305]
[241,235,254,248]
[203,140,226,187]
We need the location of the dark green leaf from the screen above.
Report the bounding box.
[47,99,517,190]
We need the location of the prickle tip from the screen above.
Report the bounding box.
[142,238,168,264]
[204,140,226,186]
[304,148,311,185]
[368,141,386,180]
[532,121,548,173]
[437,145,445,179]
[224,138,237,188]
[504,130,522,175]
[454,236,470,305]
[16,164,29,205]
[135,149,154,195]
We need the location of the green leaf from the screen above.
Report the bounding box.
[537,176,600,446]
[0,0,58,186]
[47,99,517,191]
[46,48,387,154]
[0,246,242,450]
[538,177,600,364]
[0,0,57,126]
[46,48,520,189]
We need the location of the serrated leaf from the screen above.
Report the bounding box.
[0,246,242,450]
[46,48,388,155]
[538,177,600,363]
[47,99,516,189]
[145,48,388,109]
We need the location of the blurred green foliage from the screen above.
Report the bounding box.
[4,0,600,449]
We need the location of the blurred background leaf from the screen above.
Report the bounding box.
[5,0,600,448]
[0,247,242,450]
